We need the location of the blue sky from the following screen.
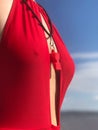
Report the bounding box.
[37,0,98,111]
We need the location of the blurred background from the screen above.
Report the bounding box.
[37,0,98,129]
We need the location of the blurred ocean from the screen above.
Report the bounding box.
[60,111,98,130]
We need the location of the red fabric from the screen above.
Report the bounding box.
[0,0,75,129]
[0,124,60,130]
[50,50,62,70]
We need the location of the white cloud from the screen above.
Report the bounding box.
[94,95,98,100]
[71,52,98,59]
[69,61,98,93]
[61,52,98,111]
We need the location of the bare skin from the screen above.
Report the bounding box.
[40,14,58,126]
[0,0,14,40]
[0,0,58,126]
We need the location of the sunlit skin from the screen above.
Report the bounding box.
[0,0,58,126]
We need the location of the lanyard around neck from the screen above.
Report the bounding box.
[22,0,53,40]
[22,0,62,72]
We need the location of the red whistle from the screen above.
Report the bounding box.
[50,50,62,70]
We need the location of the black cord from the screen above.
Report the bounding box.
[22,0,53,39]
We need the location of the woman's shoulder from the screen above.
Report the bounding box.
[0,0,13,36]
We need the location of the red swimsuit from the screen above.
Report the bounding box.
[0,0,75,129]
